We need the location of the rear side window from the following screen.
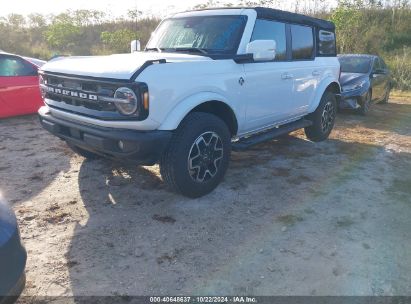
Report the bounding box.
[318,30,336,56]
[251,19,287,61]
[372,58,381,73]
[0,56,37,77]
[379,58,388,70]
[291,24,314,60]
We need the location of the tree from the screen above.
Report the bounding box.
[101,29,139,53]
[27,13,46,28]
[45,21,82,51]
[330,0,363,53]
[7,14,26,28]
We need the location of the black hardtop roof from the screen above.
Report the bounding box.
[254,7,335,30]
[188,7,335,31]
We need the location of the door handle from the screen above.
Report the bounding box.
[312,70,321,76]
[281,73,294,80]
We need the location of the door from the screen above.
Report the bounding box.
[378,58,391,97]
[242,19,294,131]
[0,55,43,118]
[287,24,319,117]
[370,58,385,101]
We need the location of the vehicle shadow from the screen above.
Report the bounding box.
[65,131,411,297]
[0,115,72,205]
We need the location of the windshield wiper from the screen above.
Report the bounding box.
[145,47,162,53]
[166,47,209,55]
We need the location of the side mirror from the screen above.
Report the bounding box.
[246,40,276,61]
[131,40,141,53]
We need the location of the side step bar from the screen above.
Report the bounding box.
[232,119,312,151]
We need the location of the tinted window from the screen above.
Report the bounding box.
[291,24,314,60]
[339,57,372,73]
[251,19,286,61]
[0,56,37,77]
[318,30,336,55]
[379,58,387,70]
[372,58,381,72]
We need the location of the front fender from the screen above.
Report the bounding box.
[158,91,233,131]
[308,77,341,113]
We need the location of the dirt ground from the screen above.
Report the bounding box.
[1,97,411,297]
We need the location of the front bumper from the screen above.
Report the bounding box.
[339,88,368,110]
[39,108,172,165]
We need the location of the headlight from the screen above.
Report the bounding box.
[342,80,366,92]
[113,87,138,115]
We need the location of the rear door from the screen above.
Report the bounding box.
[370,58,385,101]
[0,55,43,118]
[286,24,319,117]
[378,57,391,96]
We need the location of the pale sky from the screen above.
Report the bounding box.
[1,0,337,18]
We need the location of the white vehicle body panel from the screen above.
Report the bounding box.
[137,59,246,133]
[42,52,211,79]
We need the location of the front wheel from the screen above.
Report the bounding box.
[358,90,371,116]
[160,112,231,198]
[304,91,337,142]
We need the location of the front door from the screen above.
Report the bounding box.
[242,19,294,132]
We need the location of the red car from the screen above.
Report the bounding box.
[0,53,46,118]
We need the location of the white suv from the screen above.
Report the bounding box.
[38,7,341,197]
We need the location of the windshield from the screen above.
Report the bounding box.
[339,56,372,74]
[146,15,247,55]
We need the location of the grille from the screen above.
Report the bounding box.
[42,74,119,112]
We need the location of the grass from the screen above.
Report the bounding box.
[391,90,411,101]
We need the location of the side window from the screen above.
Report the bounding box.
[318,30,336,56]
[291,24,314,60]
[251,19,287,61]
[379,58,387,70]
[0,56,37,77]
[372,58,381,72]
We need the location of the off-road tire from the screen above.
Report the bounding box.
[160,112,231,198]
[358,90,371,116]
[304,91,337,142]
[66,142,100,160]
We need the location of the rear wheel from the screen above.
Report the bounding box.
[160,112,231,198]
[358,90,371,116]
[66,142,100,160]
[379,85,391,104]
[304,91,337,142]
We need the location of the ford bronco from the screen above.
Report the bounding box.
[38,7,340,198]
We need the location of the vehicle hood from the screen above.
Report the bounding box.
[41,52,212,80]
[340,72,368,85]
[24,57,47,68]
